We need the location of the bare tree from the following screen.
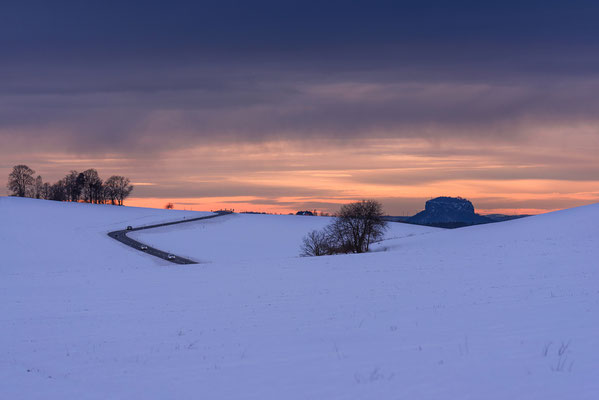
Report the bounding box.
[115,176,133,205]
[41,182,52,200]
[80,169,103,204]
[104,176,133,205]
[7,165,36,197]
[33,175,44,199]
[300,200,388,256]
[165,202,174,209]
[103,179,117,205]
[331,200,388,253]
[49,180,67,201]
[300,230,331,256]
[64,170,83,202]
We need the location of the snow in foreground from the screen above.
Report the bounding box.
[1,197,598,399]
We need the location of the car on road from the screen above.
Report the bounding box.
[140,245,148,251]
[167,254,176,260]
[126,226,133,230]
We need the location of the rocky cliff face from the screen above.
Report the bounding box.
[407,197,492,227]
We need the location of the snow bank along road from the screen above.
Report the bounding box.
[107,211,231,264]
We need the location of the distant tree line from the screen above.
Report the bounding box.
[300,200,388,256]
[7,165,133,205]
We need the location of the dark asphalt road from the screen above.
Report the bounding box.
[107,211,232,265]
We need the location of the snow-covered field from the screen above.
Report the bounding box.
[129,213,437,263]
[1,196,598,399]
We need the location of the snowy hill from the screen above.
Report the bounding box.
[1,197,598,399]
[0,197,211,271]
[128,213,438,263]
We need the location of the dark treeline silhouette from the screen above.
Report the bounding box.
[7,165,133,205]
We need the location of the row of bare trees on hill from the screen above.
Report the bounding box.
[7,165,133,205]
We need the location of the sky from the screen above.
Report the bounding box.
[1,0,599,215]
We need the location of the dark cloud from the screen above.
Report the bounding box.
[2,66,599,155]
[2,1,599,212]
[4,1,599,57]
[2,1,599,154]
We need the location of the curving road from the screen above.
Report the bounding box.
[107,211,232,264]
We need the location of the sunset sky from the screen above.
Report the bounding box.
[2,1,598,215]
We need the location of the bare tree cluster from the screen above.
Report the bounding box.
[7,165,36,198]
[300,200,388,256]
[6,165,134,205]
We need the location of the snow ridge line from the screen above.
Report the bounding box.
[107,211,232,264]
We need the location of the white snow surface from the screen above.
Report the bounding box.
[1,196,598,399]
[129,213,437,263]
